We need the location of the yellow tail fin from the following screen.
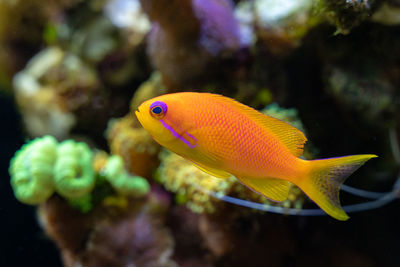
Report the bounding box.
[299,154,377,221]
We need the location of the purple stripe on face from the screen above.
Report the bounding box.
[160,120,197,148]
[185,132,196,141]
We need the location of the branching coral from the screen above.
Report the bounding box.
[139,0,243,89]
[9,136,57,204]
[9,136,150,212]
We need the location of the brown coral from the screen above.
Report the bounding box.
[139,0,243,90]
[38,192,175,267]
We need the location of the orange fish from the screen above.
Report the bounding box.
[135,92,377,220]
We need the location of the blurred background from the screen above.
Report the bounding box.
[1,0,400,266]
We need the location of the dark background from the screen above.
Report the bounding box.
[0,93,61,266]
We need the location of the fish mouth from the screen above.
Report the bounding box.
[135,106,147,128]
[135,109,141,120]
[135,105,143,115]
[134,108,142,121]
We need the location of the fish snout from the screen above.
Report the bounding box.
[134,108,143,122]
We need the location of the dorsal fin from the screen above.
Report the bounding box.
[203,93,307,157]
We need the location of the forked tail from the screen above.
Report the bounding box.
[299,154,377,220]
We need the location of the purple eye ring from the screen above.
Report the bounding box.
[150,101,167,119]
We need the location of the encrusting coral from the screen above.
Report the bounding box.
[9,136,150,212]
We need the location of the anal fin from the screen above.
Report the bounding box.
[236,176,291,202]
[188,160,231,179]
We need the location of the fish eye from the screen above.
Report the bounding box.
[152,106,162,114]
[149,101,167,119]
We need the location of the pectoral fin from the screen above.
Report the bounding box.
[236,176,291,202]
[188,160,231,179]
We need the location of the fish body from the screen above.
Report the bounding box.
[135,92,377,220]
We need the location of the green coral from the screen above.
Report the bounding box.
[54,140,95,198]
[9,136,57,204]
[103,155,150,197]
[9,136,149,211]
